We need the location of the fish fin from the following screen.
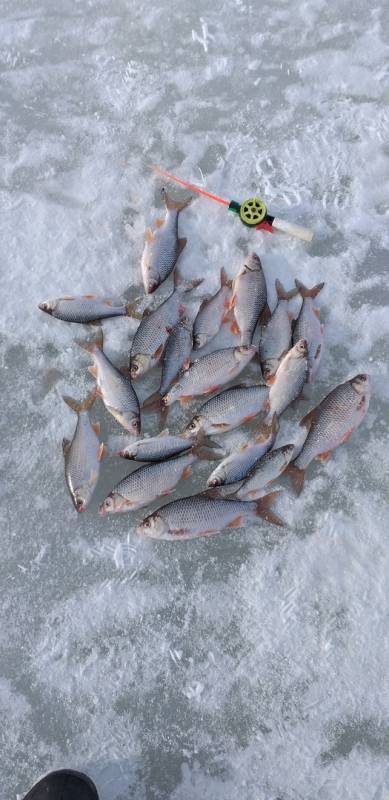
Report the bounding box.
[92,422,101,434]
[316,450,332,462]
[230,319,241,336]
[161,188,192,211]
[288,310,295,322]
[227,515,244,529]
[197,294,212,312]
[220,267,233,289]
[265,373,276,386]
[103,299,113,306]
[300,408,318,429]
[263,398,271,414]
[314,344,322,361]
[145,227,154,242]
[142,391,162,413]
[320,323,325,335]
[201,488,222,499]
[253,413,279,441]
[182,465,192,480]
[98,443,107,462]
[229,293,237,309]
[165,325,174,334]
[95,386,104,397]
[158,429,169,437]
[275,279,298,301]
[174,268,203,292]
[182,356,191,371]
[243,413,257,423]
[177,237,187,254]
[284,463,305,495]
[76,326,103,353]
[88,365,98,378]
[313,307,321,319]
[255,491,285,527]
[62,437,71,455]
[155,217,164,228]
[295,279,325,298]
[222,308,234,323]
[179,395,194,405]
[212,422,231,430]
[207,383,223,392]
[62,388,97,413]
[341,428,354,444]
[126,300,143,320]
[258,304,271,325]
[83,293,96,299]
[160,488,175,496]
[193,445,223,461]
[141,306,153,318]
[153,344,164,360]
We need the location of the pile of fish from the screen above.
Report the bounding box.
[39,189,371,540]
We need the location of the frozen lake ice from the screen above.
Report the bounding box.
[1,0,389,798]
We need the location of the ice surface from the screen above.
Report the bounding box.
[1,0,389,798]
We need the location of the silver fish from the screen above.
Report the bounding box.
[184,383,268,438]
[193,268,232,349]
[286,374,371,495]
[141,189,191,294]
[207,415,278,487]
[130,271,202,380]
[38,295,138,324]
[162,345,257,407]
[136,490,284,539]
[230,253,268,347]
[62,390,104,512]
[235,444,295,500]
[118,429,223,462]
[99,452,197,515]
[293,280,325,382]
[259,279,298,383]
[77,328,140,435]
[142,315,193,422]
[264,338,308,422]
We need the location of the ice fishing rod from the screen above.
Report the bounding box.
[151,165,314,243]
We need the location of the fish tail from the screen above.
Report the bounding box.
[295,279,325,298]
[284,462,306,496]
[174,268,203,293]
[192,432,224,461]
[253,413,279,441]
[76,326,103,353]
[62,387,97,414]
[126,299,143,320]
[220,267,233,289]
[275,278,299,301]
[142,391,162,413]
[161,187,192,212]
[255,490,284,527]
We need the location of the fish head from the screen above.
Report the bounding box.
[294,338,308,358]
[193,332,207,350]
[98,493,129,516]
[206,467,225,487]
[184,415,203,437]
[245,252,261,271]
[137,512,167,538]
[118,444,136,459]
[38,299,56,315]
[262,360,278,384]
[130,354,151,380]
[146,277,160,294]
[121,414,140,436]
[281,444,296,463]
[72,486,90,513]
[351,373,370,395]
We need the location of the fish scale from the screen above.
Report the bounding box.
[159,316,193,396]
[39,296,130,323]
[231,252,268,347]
[137,492,283,539]
[62,391,102,512]
[293,280,325,382]
[295,376,370,470]
[259,279,297,382]
[99,453,197,514]
[184,384,268,436]
[207,417,277,487]
[163,345,257,406]
[119,432,196,461]
[141,189,191,294]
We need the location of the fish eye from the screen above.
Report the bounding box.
[144,519,151,528]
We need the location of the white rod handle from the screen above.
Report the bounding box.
[271,216,314,242]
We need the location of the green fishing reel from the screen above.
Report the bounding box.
[229,197,268,226]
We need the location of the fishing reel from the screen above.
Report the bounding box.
[229,197,268,226]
